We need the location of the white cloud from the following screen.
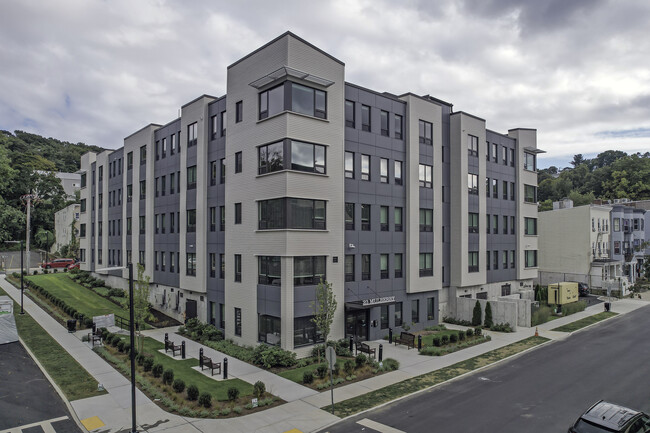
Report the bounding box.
[1,0,649,168]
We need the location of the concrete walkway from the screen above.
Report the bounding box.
[2,273,647,433]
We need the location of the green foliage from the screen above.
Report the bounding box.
[484,302,493,328]
[343,360,355,376]
[252,344,297,369]
[490,323,513,332]
[185,384,199,401]
[561,300,587,316]
[227,387,240,401]
[198,392,211,408]
[132,264,153,353]
[162,369,174,385]
[316,364,328,379]
[441,334,449,345]
[150,361,161,376]
[381,358,399,371]
[432,335,441,347]
[310,279,337,362]
[449,332,458,343]
[458,331,466,341]
[302,371,314,384]
[172,378,186,393]
[355,353,367,368]
[474,327,482,336]
[253,380,266,398]
[472,300,482,326]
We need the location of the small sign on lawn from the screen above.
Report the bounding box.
[251,398,258,408]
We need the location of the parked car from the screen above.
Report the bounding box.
[41,258,75,269]
[569,400,650,432]
[578,282,590,297]
[67,262,80,270]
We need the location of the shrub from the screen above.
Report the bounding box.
[232,405,242,414]
[220,407,231,416]
[432,336,441,347]
[253,381,266,398]
[172,379,185,393]
[441,334,449,345]
[466,328,474,337]
[458,331,466,341]
[150,361,161,375]
[117,341,125,352]
[316,364,328,379]
[201,326,223,342]
[472,300,482,326]
[162,369,174,385]
[449,333,458,343]
[302,371,314,384]
[108,288,125,297]
[83,317,94,328]
[490,323,513,332]
[484,302,493,328]
[382,358,399,371]
[111,336,120,347]
[332,362,340,377]
[227,387,240,401]
[123,343,131,354]
[252,344,297,369]
[136,354,145,366]
[343,359,355,376]
[474,327,482,336]
[561,300,587,316]
[355,353,367,368]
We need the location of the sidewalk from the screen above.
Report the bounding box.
[2,272,647,433]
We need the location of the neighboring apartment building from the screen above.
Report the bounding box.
[610,204,649,283]
[78,32,539,353]
[53,203,80,255]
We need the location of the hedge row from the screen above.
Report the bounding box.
[24,279,94,327]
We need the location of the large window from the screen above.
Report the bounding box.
[380,254,389,279]
[345,255,355,282]
[380,206,389,231]
[467,135,478,156]
[524,217,537,235]
[420,208,433,232]
[235,203,242,224]
[468,212,479,233]
[361,154,370,181]
[259,84,284,119]
[186,253,196,276]
[427,297,435,320]
[291,140,325,174]
[613,218,620,232]
[187,165,197,189]
[258,315,281,345]
[361,254,371,280]
[345,100,355,127]
[380,110,389,136]
[139,181,146,199]
[412,300,419,323]
[235,151,242,173]
[395,253,403,278]
[419,253,433,276]
[419,164,432,188]
[468,251,479,273]
[258,256,281,285]
[419,120,433,145]
[187,122,197,147]
[361,204,371,230]
[345,152,354,178]
[394,160,403,185]
[361,105,371,131]
[524,152,537,171]
[395,302,403,327]
[235,100,243,123]
[127,152,133,170]
[524,184,537,203]
[394,207,403,232]
[394,114,403,139]
[140,145,146,165]
[345,203,354,230]
[258,198,326,230]
[468,173,479,194]
[380,158,388,183]
[294,256,326,286]
[525,250,538,268]
[80,199,86,213]
[294,315,323,347]
[291,82,326,118]
[187,209,196,232]
[381,305,389,329]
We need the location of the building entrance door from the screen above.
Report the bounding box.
[345,308,369,342]
[185,299,197,322]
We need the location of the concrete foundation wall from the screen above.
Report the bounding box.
[455,296,519,330]
[499,295,531,327]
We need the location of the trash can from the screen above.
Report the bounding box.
[604,302,611,312]
[67,319,77,333]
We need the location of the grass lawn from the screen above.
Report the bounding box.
[551,311,618,332]
[0,286,106,401]
[277,358,347,384]
[326,336,549,417]
[26,273,127,319]
[110,335,253,401]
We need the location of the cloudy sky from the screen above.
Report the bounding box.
[1,0,649,168]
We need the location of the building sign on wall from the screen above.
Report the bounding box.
[361,296,395,306]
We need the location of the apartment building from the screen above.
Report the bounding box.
[610,204,649,283]
[53,203,80,254]
[78,32,539,353]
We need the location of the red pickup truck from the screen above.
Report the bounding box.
[41,258,76,269]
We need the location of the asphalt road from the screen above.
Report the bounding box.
[0,341,82,432]
[321,304,650,433]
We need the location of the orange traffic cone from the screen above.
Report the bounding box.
[535,327,539,337]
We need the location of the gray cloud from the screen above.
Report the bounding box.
[0,0,649,168]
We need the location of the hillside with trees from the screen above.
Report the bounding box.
[0,130,105,248]
[538,151,650,211]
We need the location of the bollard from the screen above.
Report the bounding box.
[349,336,354,354]
[223,357,228,379]
[92,322,97,334]
[181,341,186,359]
[165,332,168,342]
[378,344,383,362]
[418,335,422,351]
[199,348,204,368]
[388,327,393,344]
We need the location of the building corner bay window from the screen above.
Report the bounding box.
[258,256,281,285]
[524,184,537,203]
[525,250,538,268]
[258,198,326,230]
[259,81,326,120]
[294,256,326,286]
[258,139,325,175]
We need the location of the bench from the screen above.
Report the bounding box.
[394,331,416,349]
[355,342,376,360]
[200,355,221,376]
[88,329,103,347]
[165,340,182,357]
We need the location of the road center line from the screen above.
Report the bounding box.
[357,418,406,433]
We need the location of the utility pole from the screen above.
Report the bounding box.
[21,192,39,275]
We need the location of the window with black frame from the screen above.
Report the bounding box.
[291,82,326,119]
[294,315,323,347]
[345,255,354,282]
[345,202,354,230]
[291,140,325,174]
[294,256,325,286]
[258,198,326,230]
[258,141,284,174]
[259,315,281,345]
[258,256,281,285]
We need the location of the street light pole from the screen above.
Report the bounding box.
[128,261,136,433]
[20,240,24,315]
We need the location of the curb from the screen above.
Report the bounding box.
[313,336,553,432]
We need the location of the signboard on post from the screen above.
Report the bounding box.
[325,346,336,370]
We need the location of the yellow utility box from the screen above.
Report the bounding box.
[548,282,579,305]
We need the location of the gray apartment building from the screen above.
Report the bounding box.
[78,32,540,354]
